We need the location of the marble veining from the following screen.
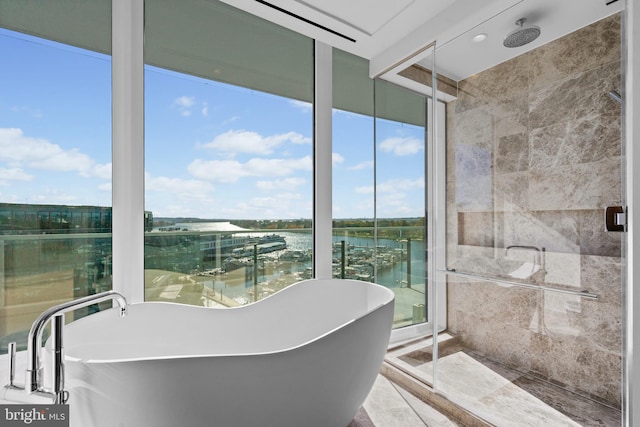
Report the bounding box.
[527,14,621,90]
[496,133,529,174]
[529,61,621,130]
[528,158,621,211]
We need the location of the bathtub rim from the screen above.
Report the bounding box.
[61,278,395,364]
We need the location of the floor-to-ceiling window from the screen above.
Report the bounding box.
[142,0,314,306]
[331,48,376,286]
[0,0,442,350]
[0,0,112,352]
[332,48,430,329]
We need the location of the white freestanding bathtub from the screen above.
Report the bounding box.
[58,279,395,427]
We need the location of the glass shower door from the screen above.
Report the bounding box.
[374,79,427,329]
[434,12,624,426]
[332,47,434,333]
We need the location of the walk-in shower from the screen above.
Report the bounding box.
[385,11,624,427]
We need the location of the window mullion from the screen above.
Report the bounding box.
[313,40,333,279]
[112,0,144,302]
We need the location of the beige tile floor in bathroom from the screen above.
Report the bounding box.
[352,374,458,427]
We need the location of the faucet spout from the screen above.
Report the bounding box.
[24,290,127,396]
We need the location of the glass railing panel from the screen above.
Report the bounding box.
[0,233,113,353]
[144,228,311,306]
[143,224,426,326]
[331,225,425,328]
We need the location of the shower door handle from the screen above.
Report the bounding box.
[605,206,626,232]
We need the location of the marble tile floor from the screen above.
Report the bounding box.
[350,374,459,427]
[385,336,622,427]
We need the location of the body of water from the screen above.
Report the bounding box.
[190,226,427,291]
[148,223,427,323]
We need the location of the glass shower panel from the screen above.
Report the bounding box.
[374,79,427,328]
[332,48,431,330]
[436,12,623,425]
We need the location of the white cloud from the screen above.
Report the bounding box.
[92,163,112,180]
[332,152,345,166]
[157,205,197,217]
[175,96,195,108]
[227,203,279,218]
[289,100,312,113]
[379,136,423,156]
[28,148,95,175]
[248,196,282,208]
[174,96,195,117]
[144,174,216,217]
[29,188,79,204]
[0,167,33,186]
[188,156,312,183]
[222,116,239,126]
[276,192,302,200]
[227,192,305,218]
[249,193,301,208]
[201,130,311,156]
[201,102,209,117]
[0,128,110,179]
[256,177,307,191]
[355,178,424,194]
[377,192,419,216]
[354,185,373,194]
[348,160,373,171]
[377,178,424,193]
[188,159,244,183]
[145,173,214,196]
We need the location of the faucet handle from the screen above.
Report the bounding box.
[8,342,17,386]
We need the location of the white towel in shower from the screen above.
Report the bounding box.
[508,262,540,279]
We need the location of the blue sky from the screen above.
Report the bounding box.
[0,28,425,220]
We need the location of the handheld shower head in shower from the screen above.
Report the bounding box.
[609,90,622,104]
[504,18,541,48]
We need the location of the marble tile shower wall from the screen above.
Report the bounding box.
[445,14,623,407]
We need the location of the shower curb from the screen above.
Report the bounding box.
[380,361,494,427]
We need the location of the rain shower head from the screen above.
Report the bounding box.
[503,18,541,48]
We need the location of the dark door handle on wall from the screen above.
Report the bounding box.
[605,206,626,232]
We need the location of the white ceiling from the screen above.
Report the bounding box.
[220,0,457,59]
[221,0,624,87]
[417,0,624,81]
